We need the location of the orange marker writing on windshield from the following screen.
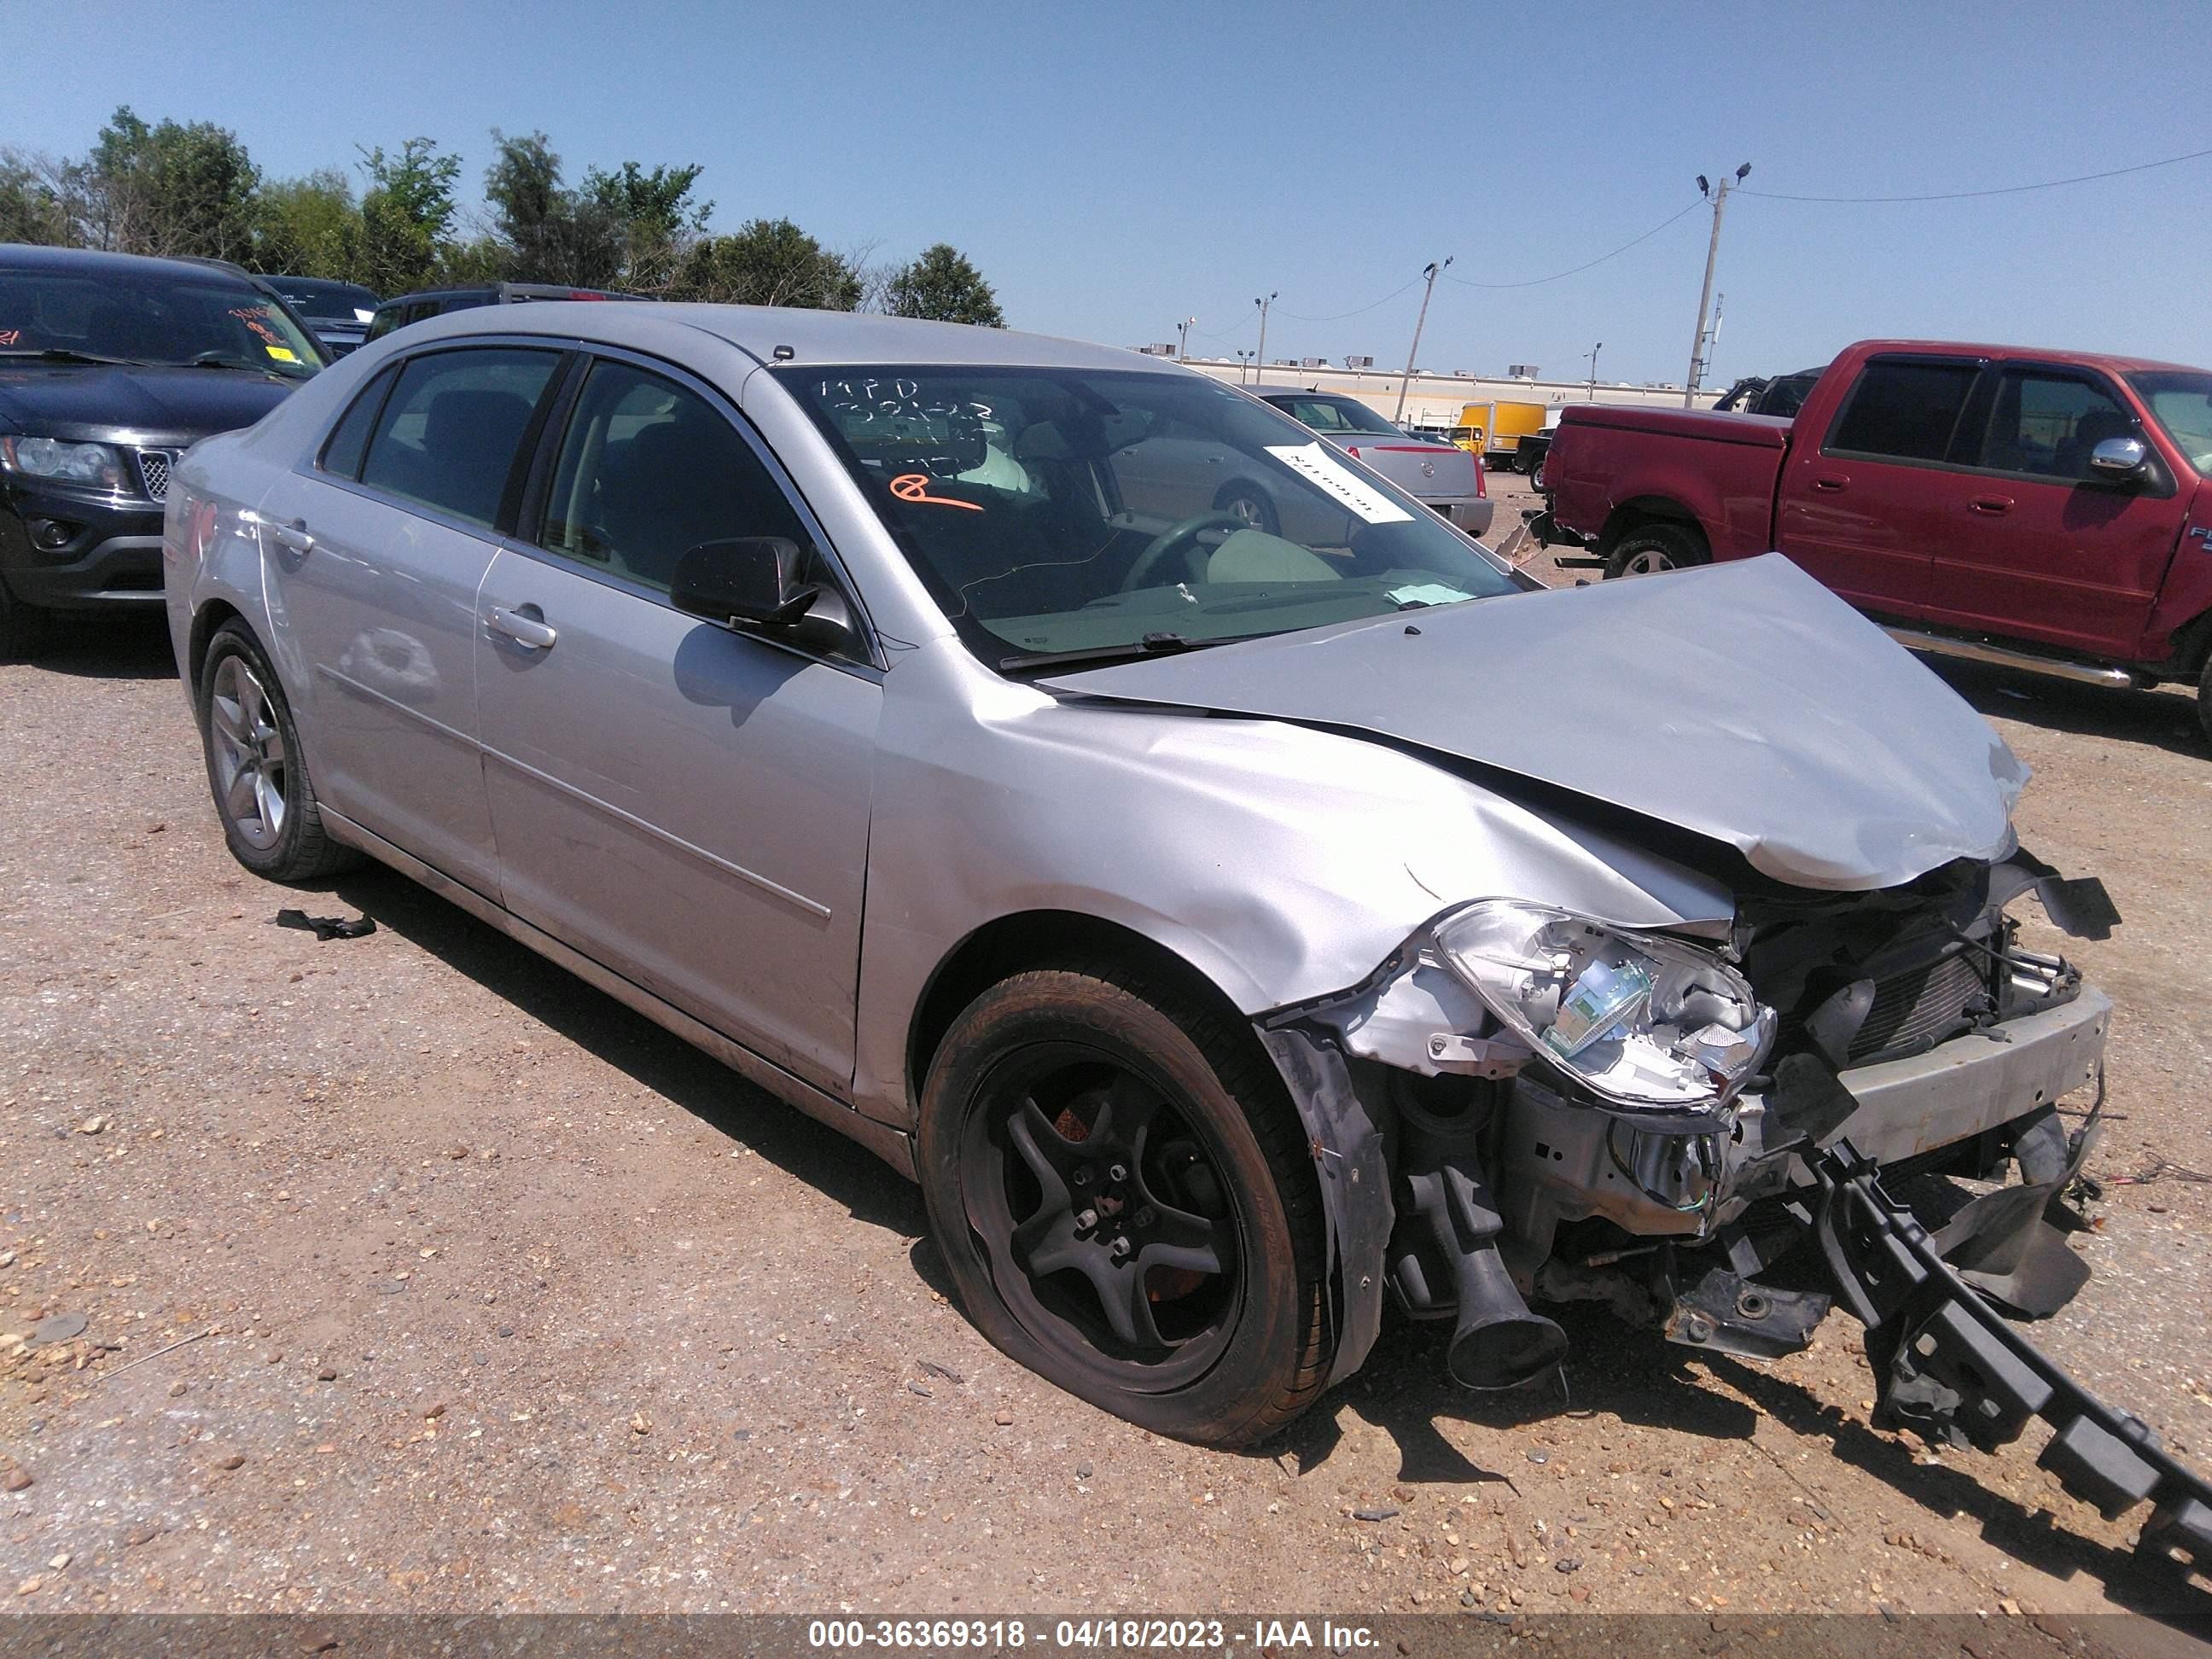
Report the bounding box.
[889,473,983,512]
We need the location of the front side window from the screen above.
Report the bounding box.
[2128,370,2212,474]
[357,347,559,529]
[1825,358,1980,464]
[0,266,326,377]
[777,365,1520,670]
[541,358,814,593]
[1976,369,2138,480]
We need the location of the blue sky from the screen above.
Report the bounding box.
[12,0,2209,383]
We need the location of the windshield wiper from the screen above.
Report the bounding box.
[998,631,1248,673]
[0,348,148,367]
[188,352,293,375]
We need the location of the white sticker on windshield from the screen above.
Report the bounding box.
[1264,441,1414,525]
[1386,582,1474,608]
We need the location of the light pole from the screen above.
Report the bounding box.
[1235,348,1250,383]
[1394,256,1452,423]
[1685,163,1749,405]
[1584,341,1603,401]
[1252,294,1277,384]
[1177,317,1196,361]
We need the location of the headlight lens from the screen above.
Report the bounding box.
[1435,899,1774,1110]
[0,435,126,491]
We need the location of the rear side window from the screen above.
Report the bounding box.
[539,358,812,592]
[1825,359,1980,463]
[358,347,559,529]
[318,365,395,480]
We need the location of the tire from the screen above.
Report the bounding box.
[917,963,1331,1446]
[1515,445,1541,477]
[1604,521,1705,579]
[196,619,360,882]
[2197,652,2212,750]
[1213,483,1280,538]
[0,576,45,662]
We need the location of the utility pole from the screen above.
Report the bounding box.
[1585,341,1603,401]
[1252,293,1277,384]
[1394,256,1452,423]
[1177,317,1196,361]
[1685,163,1749,405]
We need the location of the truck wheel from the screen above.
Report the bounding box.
[917,963,1331,1446]
[2197,653,2212,749]
[196,620,361,882]
[1604,523,1704,579]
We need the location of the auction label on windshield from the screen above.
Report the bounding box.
[1264,442,1413,524]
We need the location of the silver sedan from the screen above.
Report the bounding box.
[164,304,2116,1450]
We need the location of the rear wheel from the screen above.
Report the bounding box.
[1604,521,1704,579]
[197,620,360,882]
[1214,483,1280,538]
[917,964,1330,1445]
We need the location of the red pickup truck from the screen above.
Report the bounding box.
[1541,339,2212,742]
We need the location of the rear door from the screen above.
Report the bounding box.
[258,343,564,897]
[1775,353,1987,618]
[1922,360,2189,659]
[473,351,880,1093]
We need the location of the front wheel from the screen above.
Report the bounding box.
[917,964,1330,1445]
[1214,483,1280,538]
[2197,652,2212,750]
[0,577,45,662]
[197,620,360,882]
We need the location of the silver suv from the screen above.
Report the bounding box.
[165,304,2116,1452]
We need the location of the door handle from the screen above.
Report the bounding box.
[1970,496,2014,515]
[486,605,557,650]
[271,520,314,554]
[1810,476,1848,492]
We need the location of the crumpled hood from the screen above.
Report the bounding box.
[1043,554,2028,891]
[0,363,294,445]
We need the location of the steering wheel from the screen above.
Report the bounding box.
[1121,510,1244,592]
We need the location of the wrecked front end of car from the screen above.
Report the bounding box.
[1265,853,2208,1564]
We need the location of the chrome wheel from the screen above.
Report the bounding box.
[1620,547,1677,576]
[208,655,288,849]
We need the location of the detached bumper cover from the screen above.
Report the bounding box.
[1812,1141,2212,1569]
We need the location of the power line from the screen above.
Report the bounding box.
[1274,276,1423,323]
[1739,144,2212,203]
[1441,199,1703,290]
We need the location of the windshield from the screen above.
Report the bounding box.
[0,267,326,378]
[777,365,1520,669]
[270,278,379,322]
[2128,370,2212,474]
[1260,393,1404,436]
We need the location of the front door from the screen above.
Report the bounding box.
[1776,353,1987,620]
[1922,362,2189,660]
[472,353,879,1093]
[259,344,563,897]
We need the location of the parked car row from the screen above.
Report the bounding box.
[1537,336,2212,742]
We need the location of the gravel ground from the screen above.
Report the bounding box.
[3,490,2209,1639]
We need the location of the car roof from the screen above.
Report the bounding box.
[1852,338,2209,377]
[0,242,267,289]
[387,299,1166,372]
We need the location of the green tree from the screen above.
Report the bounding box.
[882,242,1004,327]
[0,150,74,246]
[672,218,862,310]
[357,138,461,294]
[251,169,361,278]
[78,106,259,260]
[483,130,625,288]
[583,160,709,293]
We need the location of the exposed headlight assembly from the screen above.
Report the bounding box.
[0,435,126,492]
[1435,899,1774,1111]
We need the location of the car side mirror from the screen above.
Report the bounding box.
[2087,435,2148,478]
[672,537,819,628]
